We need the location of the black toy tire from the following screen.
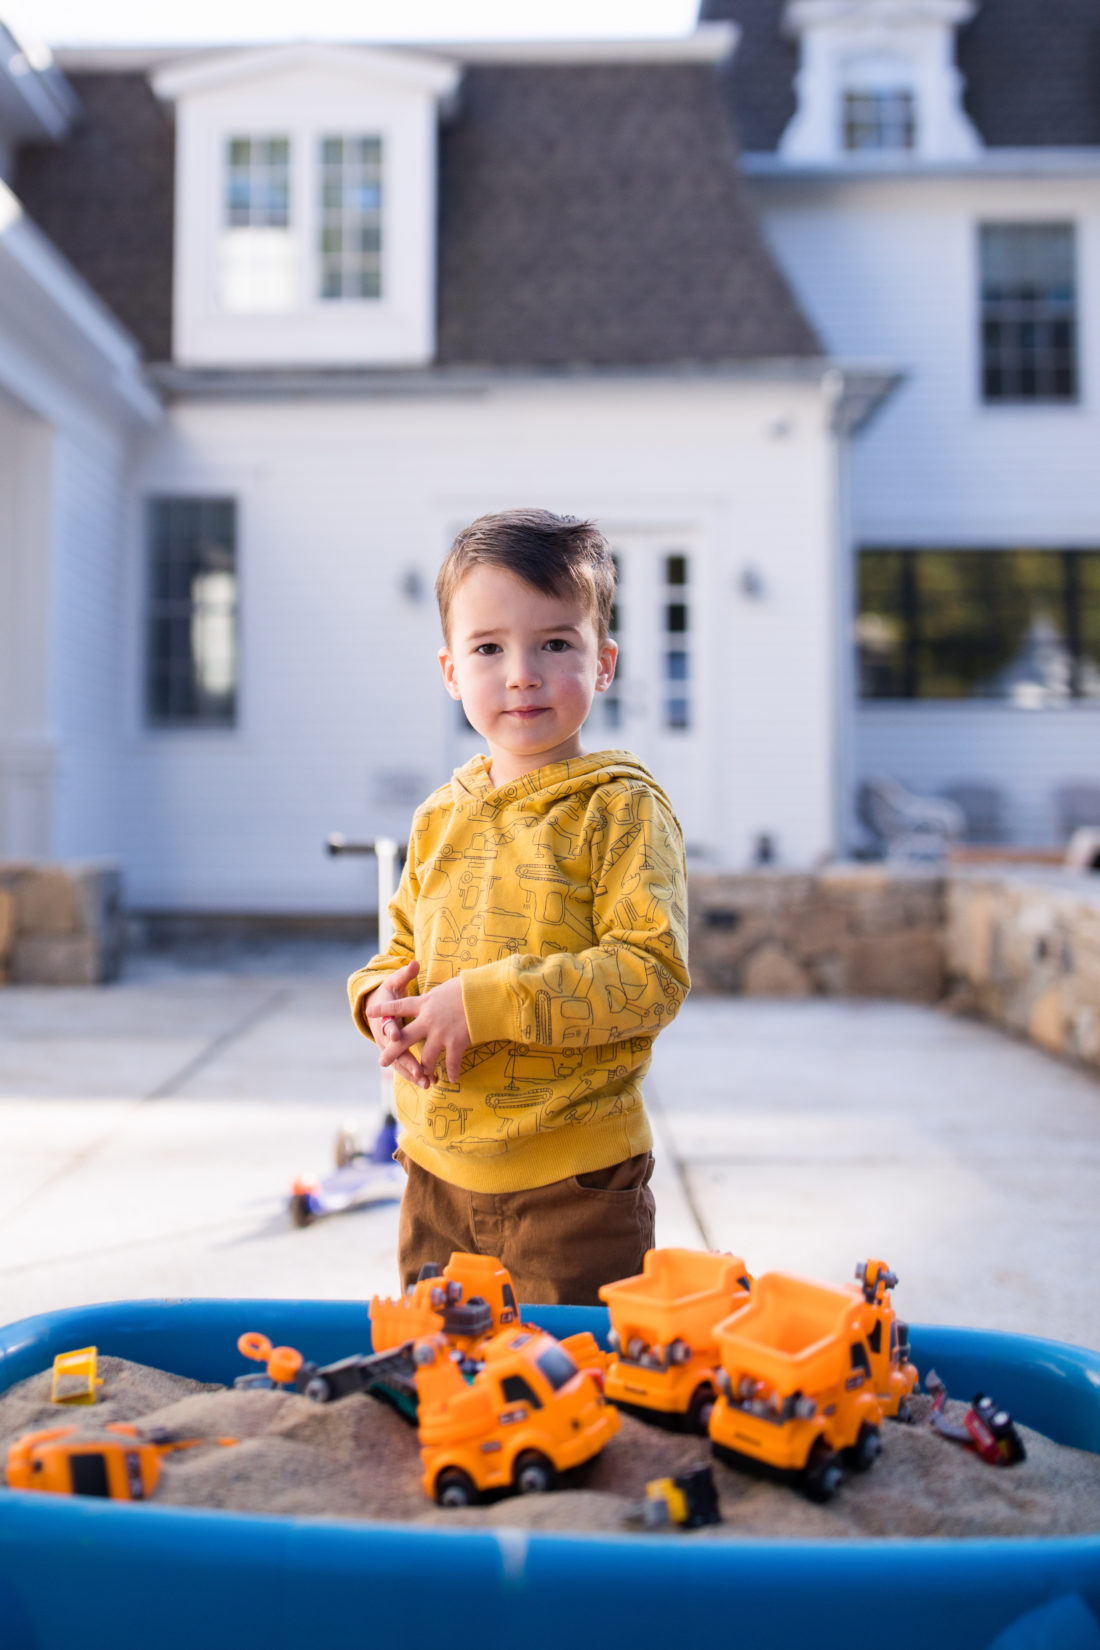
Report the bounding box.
[687,1382,717,1435]
[894,1397,912,1424]
[802,1440,844,1503]
[513,1450,557,1495]
[435,1468,477,1507]
[847,1422,882,1473]
[290,1194,313,1228]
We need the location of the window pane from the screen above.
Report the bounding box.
[224,134,290,228]
[319,132,384,303]
[980,225,1077,404]
[146,498,238,727]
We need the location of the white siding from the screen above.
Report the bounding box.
[856,703,1100,846]
[751,168,1100,841]
[125,376,840,910]
[48,426,129,859]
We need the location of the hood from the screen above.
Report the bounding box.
[449,749,679,822]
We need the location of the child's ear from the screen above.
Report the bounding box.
[594,637,618,694]
[438,646,463,701]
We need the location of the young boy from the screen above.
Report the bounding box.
[348,509,689,1304]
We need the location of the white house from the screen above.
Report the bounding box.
[2,3,1093,918]
[705,0,1100,848]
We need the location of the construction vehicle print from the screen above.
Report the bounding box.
[599,1248,753,1433]
[414,1323,619,1505]
[709,1271,886,1502]
[850,1259,919,1421]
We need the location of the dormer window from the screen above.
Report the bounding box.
[319,135,383,300]
[156,42,460,366]
[778,0,979,164]
[841,59,917,152]
[221,134,293,312]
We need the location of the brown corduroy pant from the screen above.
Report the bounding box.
[396,1149,656,1306]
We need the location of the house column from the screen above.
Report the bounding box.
[0,390,57,858]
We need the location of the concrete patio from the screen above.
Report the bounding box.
[1,938,1097,1350]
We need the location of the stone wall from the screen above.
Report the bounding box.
[688,867,946,1003]
[0,862,124,985]
[944,869,1100,1074]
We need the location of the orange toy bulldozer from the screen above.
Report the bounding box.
[599,1247,753,1434]
[709,1271,885,1502]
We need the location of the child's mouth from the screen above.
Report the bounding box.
[507,707,547,719]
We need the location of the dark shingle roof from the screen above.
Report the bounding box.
[956,0,1100,148]
[15,73,175,358]
[12,57,819,366]
[436,62,818,365]
[699,0,1100,150]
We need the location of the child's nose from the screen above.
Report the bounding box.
[507,651,541,689]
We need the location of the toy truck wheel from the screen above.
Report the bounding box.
[435,1468,477,1507]
[290,1194,313,1229]
[687,1383,717,1435]
[513,1450,557,1496]
[847,1422,882,1472]
[894,1398,912,1424]
[802,1440,844,1504]
[304,1375,333,1403]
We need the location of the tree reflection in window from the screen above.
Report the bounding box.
[857,548,1100,703]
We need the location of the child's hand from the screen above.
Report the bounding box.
[364,961,431,1089]
[372,976,471,1084]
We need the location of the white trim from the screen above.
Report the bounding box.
[63,27,737,77]
[153,41,461,103]
[0,180,160,425]
[743,148,1100,179]
[0,20,79,142]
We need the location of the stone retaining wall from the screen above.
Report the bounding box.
[688,866,946,1003]
[0,862,124,985]
[944,869,1100,1073]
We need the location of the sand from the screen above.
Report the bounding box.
[3,1354,1100,1540]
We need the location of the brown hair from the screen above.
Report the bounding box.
[436,509,616,643]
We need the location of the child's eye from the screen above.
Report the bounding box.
[544,638,571,652]
[475,643,501,655]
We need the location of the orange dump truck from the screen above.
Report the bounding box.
[413,1324,619,1505]
[599,1248,753,1433]
[709,1272,885,1501]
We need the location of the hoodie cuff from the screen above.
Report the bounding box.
[460,959,519,1045]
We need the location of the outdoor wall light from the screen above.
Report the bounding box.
[400,569,426,602]
[738,565,765,600]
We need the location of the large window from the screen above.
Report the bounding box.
[146,498,239,727]
[319,135,383,300]
[857,549,1100,704]
[980,224,1078,403]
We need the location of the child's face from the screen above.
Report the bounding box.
[439,564,618,784]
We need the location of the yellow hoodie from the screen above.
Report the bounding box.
[348,750,689,1192]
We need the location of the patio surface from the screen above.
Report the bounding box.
[1,937,1097,1350]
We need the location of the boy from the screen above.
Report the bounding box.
[348,509,689,1304]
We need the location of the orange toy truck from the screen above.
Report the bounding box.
[599,1247,753,1433]
[849,1259,919,1422]
[709,1272,885,1501]
[6,1424,236,1500]
[370,1254,521,1357]
[413,1323,619,1505]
